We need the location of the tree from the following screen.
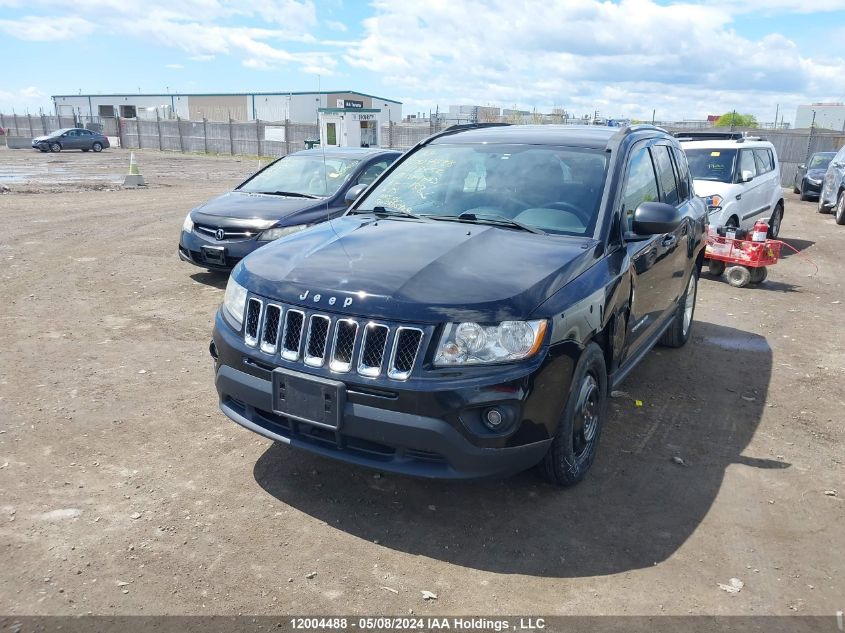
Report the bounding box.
[714,112,758,128]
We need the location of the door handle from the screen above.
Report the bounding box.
[661,235,677,248]
[735,194,742,200]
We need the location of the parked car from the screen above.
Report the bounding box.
[818,144,845,224]
[178,147,401,271]
[680,133,784,238]
[794,151,835,201]
[210,123,708,486]
[31,128,109,153]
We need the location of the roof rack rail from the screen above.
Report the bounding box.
[673,131,746,141]
[420,122,511,145]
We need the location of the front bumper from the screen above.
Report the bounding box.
[802,178,823,196]
[212,311,561,479]
[178,229,263,271]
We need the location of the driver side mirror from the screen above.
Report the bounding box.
[631,201,682,236]
[740,170,754,183]
[344,183,368,206]
[797,164,806,170]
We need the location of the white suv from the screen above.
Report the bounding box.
[680,134,784,238]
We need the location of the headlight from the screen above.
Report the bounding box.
[807,177,821,184]
[222,276,248,326]
[704,195,723,211]
[258,224,308,241]
[182,212,194,233]
[434,320,548,366]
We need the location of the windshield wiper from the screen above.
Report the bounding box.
[430,212,546,235]
[350,206,424,220]
[264,191,320,199]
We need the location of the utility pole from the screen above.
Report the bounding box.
[774,104,779,130]
[730,109,736,133]
[805,110,816,165]
[651,109,655,125]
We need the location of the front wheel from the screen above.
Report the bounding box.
[49,142,61,153]
[768,203,783,238]
[659,268,698,348]
[799,182,809,202]
[538,343,607,487]
[836,191,845,226]
[92,142,103,152]
[818,196,829,214]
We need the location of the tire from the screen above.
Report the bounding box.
[92,142,103,152]
[799,181,809,202]
[836,191,845,226]
[82,149,89,152]
[538,342,607,487]
[726,265,752,288]
[768,203,783,238]
[750,267,768,284]
[818,196,830,214]
[793,181,800,194]
[49,142,61,153]
[660,268,698,348]
[708,260,725,276]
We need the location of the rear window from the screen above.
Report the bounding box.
[685,148,737,183]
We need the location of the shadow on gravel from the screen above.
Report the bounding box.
[778,237,814,259]
[190,271,228,289]
[253,321,777,578]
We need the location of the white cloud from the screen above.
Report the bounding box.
[0,86,47,112]
[326,19,347,32]
[165,63,184,69]
[0,15,93,40]
[345,0,845,121]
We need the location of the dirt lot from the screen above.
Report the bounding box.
[0,147,842,618]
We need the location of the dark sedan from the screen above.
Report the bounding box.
[32,128,110,153]
[793,151,835,201]
[179,147,401,271]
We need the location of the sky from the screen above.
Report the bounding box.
[1,0,844,125]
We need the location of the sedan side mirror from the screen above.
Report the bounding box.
[740,170,754,183]
[344,183,368,206]
[797,164,806,170]
[632,201,682,235]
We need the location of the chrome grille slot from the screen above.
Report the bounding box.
[259,304,282,354]
[330,319,359,372]
[195,224,255,240]
[244,298,262,347]
[280,309,305,360]
[304,315,331,367]
[388,327,423,380]
[357,323,389,378]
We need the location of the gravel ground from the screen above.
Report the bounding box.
[0,147,842,617]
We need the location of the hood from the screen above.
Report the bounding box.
[33,135,49,142]
[235,215,598,323]
[692,179,738,198]
[192,191,328,226]
[806,168,827,180]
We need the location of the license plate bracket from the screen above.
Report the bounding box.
[272,368,345,430]
[201,245,226,266]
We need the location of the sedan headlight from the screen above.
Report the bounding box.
[807,177,821,184]
[182,212,194,233]
[434,320,548,366]
[258,224,308,241]
[222,276,248,326]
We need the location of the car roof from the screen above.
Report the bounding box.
[429,124,626,149]
[681,139,775,150]
[292,147,400,158]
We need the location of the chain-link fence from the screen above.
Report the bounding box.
[3,112,844,187]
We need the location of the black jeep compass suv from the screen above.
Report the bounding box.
[211,123,707,486]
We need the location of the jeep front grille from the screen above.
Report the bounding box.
[243,297,425,381]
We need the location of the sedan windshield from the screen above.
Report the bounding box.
[239,155,361,197]
[354,144,608,237]
[685,148,737,183]
[809,153,835,170]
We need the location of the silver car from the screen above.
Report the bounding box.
[31,128,110,153]
[819,144,845,224]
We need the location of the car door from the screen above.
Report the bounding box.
[826,146,845,206]
[65,129,82,149]
[79,129,94,149]
[753,148,778,218]
[622,142,677,355]
[737,148,765,227]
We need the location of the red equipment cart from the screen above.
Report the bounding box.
[704,221,782,288]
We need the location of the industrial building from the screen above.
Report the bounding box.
[51,90,402,126]
[794,103,845,131]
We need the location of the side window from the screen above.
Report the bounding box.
[357,160,389,186]
[653,145,680,206]
[753,149,772,173]
[672,146,692,200]
[739,150,757,181]
[622,146,660,232]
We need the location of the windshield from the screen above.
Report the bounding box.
[354,144,608,237]
[239,155,361,197]
[809,153,834,170]
[685,148,737,183]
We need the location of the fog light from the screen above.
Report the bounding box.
[484,407,504,430]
